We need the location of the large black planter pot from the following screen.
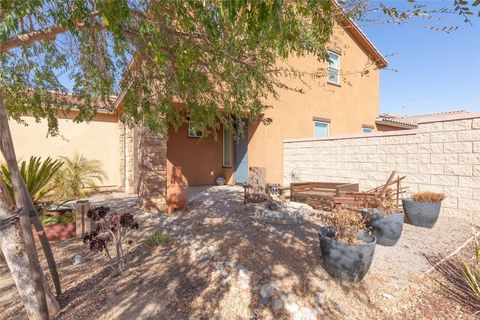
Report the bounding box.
[318,226,376,282]
[361,209,404,247]
[402,199,441,228]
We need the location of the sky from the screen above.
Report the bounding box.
[360,0,480,116]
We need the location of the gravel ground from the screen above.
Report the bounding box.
[0,185,477,320]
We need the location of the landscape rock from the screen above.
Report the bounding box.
[260,283,276,298]
[258,297,271,306]
[73,254,85,265]
[382,293,394,300]
[238,268,249,280]
[271,298,284,314]
[315,292,326,305]
[315,307,325,317]
[293,307,316,320]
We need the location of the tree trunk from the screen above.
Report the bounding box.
[0,93,58,319]
[0,181,60,319]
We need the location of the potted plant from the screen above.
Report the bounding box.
[359,196,404,247]
[402,192,445,228]
[318,207,376,282]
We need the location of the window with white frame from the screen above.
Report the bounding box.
[327,51,340,85]
[362,126,374,134]
[188,121,202,138]
[313,121,329,138]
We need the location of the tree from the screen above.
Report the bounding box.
[0,0,478,319]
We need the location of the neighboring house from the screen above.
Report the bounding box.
[376,110,477,131]
[4,99,123,191]
[117,14,388,197]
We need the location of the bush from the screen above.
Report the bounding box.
[330,206,367,244]
[145,232,170,247]
[54,153,107,199]
[39,212,75,226]
[1,156,63,203]
[412,192,446,203]
[83,206,138,271]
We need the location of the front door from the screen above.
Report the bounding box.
[234,120,248,184]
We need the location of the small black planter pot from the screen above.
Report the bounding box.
[318,226,376,282]
[402,199,441,228]
[361,209,404,247]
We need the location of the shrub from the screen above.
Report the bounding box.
[1,156,63,203]
[83,206,138,271]
[145,232,170,247]
[462,229,480,302]
[54,153,107,199]
[39,212,75,226]
[330,206,367,244]
[412,192,446,203]
[355,194,397,215]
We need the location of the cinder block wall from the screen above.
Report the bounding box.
[283,117,480,222]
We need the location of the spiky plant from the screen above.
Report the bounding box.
[54,153,107,199]
[1,156,63,203]
[462,229,480,302]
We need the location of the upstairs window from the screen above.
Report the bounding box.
[314,121,329,138]
[188,121,202,138]
[362,125,374,134]
[327,51,340,85]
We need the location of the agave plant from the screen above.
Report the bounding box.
[54,153,107,199]
[463,229,480,302]
[1,156,63,203]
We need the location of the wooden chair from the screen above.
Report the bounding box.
[243,167,267,204]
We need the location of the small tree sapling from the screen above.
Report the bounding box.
[84,206,138,271]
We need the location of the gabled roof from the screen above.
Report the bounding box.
[376,109,480,128]
[333,1,388,69]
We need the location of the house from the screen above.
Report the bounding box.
[375,110,477,131]
[4,12,388,212]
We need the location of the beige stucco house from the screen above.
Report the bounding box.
[5,13,387,211]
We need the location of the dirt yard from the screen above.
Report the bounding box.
[0,186,478,319]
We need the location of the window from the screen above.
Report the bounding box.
[314,121,329,138]
[223,126,232,167]
[362,126,374,134]
[188,121,202,138]
[327,51,340,85]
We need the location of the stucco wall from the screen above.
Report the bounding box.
[283,117,480,222]
[248,23,381,184]
[167,123,234,186]
[4,113,121,189]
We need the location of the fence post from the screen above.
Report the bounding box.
[75,200,91,238]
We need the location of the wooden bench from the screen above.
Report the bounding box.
[290,182,359,209]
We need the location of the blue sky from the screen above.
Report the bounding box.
[361,1,480,116]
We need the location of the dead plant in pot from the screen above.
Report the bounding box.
[402,192,446,228]
[318,206,376,282]
[357,194,405,247]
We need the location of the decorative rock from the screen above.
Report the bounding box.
[262,268,271,276]
[73,254,85,265]
[258,297,271,306]
[315,307,325,317]
[284,302,300,313]
[315,292,326,305]
[382,293,394,300]
[238,268,250,280]
[271,298,284,314]
[226,260,236,269]
[293,307,316,320]
[279,293,289,302]
[260,283,276,298]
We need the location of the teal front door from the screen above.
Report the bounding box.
[234,120,248,184]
